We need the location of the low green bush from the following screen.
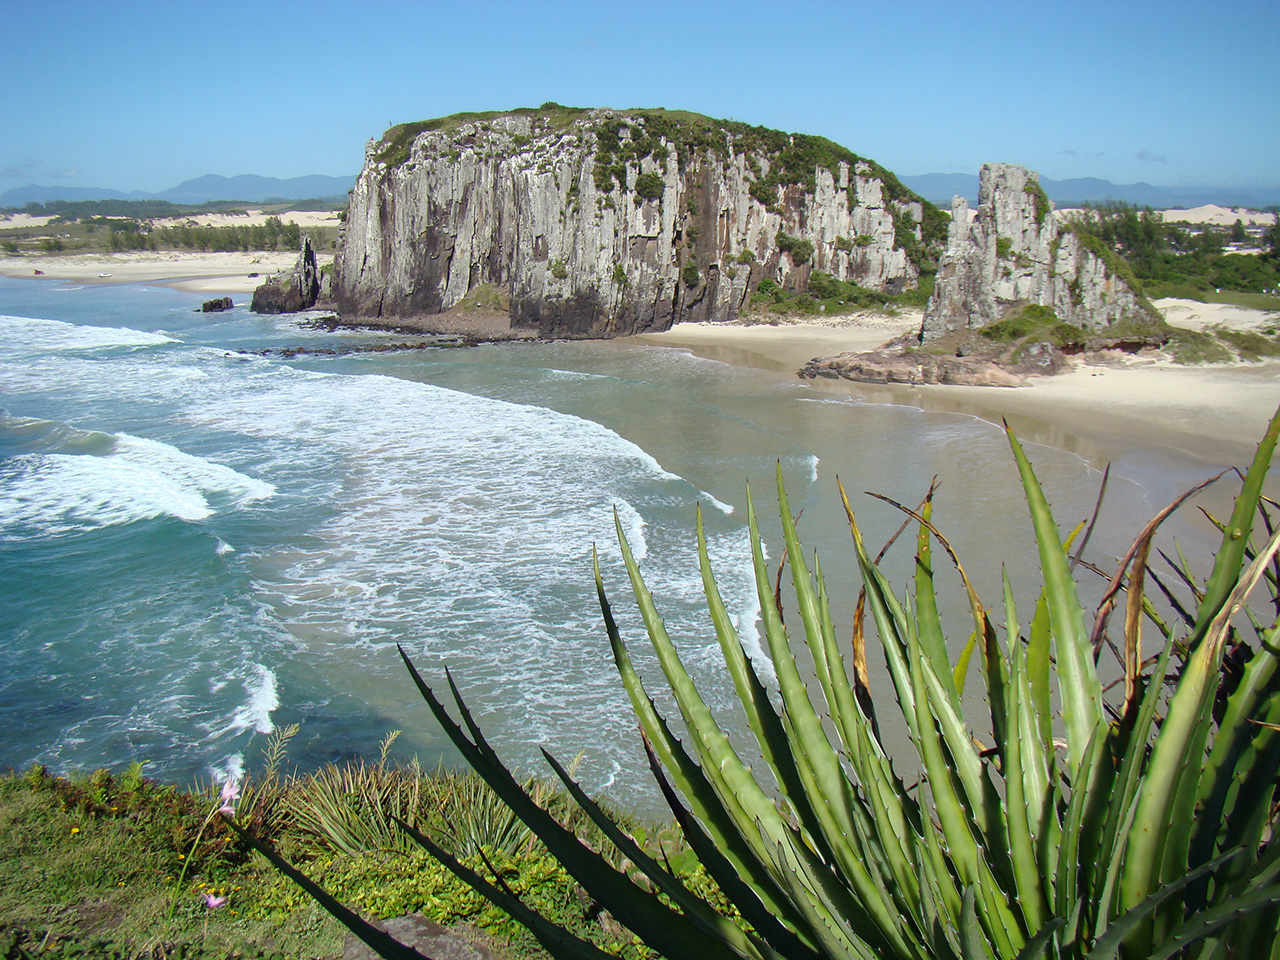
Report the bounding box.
[1214,326,1280,360]
[979,303,1063,342]
[775,230,813,266]
[633,172,665,201]
[1166,327,1235,364]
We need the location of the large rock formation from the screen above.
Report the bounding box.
[334,106,943,337]
[921,163,1158,340]
[250,236,321,314]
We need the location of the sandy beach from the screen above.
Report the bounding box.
[0,250,301,293]
[632,300,1280,468]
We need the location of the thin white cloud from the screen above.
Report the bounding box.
[1136,149,1168,164]
[49,167,80,179]
[1,157,39,180]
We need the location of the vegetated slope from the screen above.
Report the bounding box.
[923,163,1162,341]
[335,104,946,337]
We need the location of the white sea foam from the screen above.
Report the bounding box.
[215,539,236,556]
[219,754,246,785]
[0,431,275,538]
[612,498,648,563]
[182,365,763,797]
[0,314,177,353]
[229,664,278,735]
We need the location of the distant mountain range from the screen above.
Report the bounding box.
[5,170,1277,213]
[899,174,1280,211]
[0,173,358,208]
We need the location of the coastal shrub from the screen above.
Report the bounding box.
[1024,178,1052,223]
[748,178,777,206]
[854,233,875,247]
[734,248,755,265]
[549,260,568,280]
[1212,326,1280,361]
[633,172,665,201]
[890,207,928,269]
[748,271,923,317]
[612,263,628,288]
[996,236,1014,260]
[279,408,1280,960]
[979,303,1063,342]
[682,261,700,287]
[834,235,852,252]
[1165,327,1236,364]
[775,229,813,266]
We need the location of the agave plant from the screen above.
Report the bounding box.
[234,408,1280,960]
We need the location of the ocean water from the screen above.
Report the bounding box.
[0,277,1234,811]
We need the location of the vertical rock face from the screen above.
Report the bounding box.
[334,108,941,338]
[250,236,321,314]
[922,163,1157,340]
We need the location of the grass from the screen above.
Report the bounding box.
[449,283,511,315]
[0,752,681,960]
[1165,328,1237,364]
[743,271,934,319]
[1195,289,1280,311]
[1210,326,1280,360]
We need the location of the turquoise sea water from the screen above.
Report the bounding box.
[0,277,1232,811]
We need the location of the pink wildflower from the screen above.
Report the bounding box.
[204,893,227,909]
[218,775,240,815]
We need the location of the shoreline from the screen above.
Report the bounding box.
[3,256,1276,466]
[629,307,1280,469]
[0,250,300,293]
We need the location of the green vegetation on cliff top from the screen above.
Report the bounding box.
[373,105,939,219]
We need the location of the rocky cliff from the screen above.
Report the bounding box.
[250,236,321,314]
[921,163,1158,340]
[334,106,945,337]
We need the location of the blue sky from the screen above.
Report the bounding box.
[2,0,1276,194]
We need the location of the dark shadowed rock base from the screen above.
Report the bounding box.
[201,296,233,312]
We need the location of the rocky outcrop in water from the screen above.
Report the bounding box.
[921,163,1158,340]
[201,296,233,312]
[251,236,321,314]
[334,107,943,338]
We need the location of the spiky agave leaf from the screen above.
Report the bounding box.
[258,407,1280,960]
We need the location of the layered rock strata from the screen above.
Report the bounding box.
[250,236,321,314]
[921,163,1157,340]
[334,108,939,337]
